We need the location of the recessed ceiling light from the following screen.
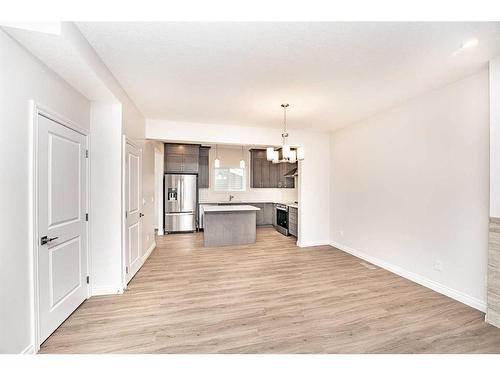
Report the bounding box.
[461,39,479,49]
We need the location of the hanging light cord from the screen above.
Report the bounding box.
[282,103,289,145]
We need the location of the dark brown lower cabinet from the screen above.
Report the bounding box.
[255,204,264,225]
[263,203,274,225]
[288,207,298,237]
[223,203,273,226]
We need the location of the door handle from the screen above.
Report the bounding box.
[40,236,59,245]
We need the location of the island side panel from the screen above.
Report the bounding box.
[204,211,257,247]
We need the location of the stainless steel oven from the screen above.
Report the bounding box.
[275,203,289,236]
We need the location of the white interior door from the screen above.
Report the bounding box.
[37,114,88,344]
[125,141,142,283]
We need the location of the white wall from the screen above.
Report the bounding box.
[0,26,154,353]
[154,142,164,234]
[89,110,153,295]
[89,102,123,294]
[490,58,500,218]
[140,140,157,254]
[199,146,298,204]
[330,70,490,311]
[0,30,90,353]
[58,22,155,293]
[146,119,330,246]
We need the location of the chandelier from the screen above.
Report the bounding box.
[266,104,305,163]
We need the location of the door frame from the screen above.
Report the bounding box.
[121,136,143,289]
[30,101,91,352]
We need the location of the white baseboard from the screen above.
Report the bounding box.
[21,344,35,354]
[330,240,487,312]
[142,241,156,263]
[91,285,124,296]
[129,241,157,280]
[486,309,500,328]
[298,240,330,248]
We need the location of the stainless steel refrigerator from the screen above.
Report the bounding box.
[164,174,197,232]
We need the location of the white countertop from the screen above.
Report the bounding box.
[200,200,271,204]
[203,205,261,212]
[200,201,298,209]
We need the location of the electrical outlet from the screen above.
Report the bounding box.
[146,234,150,242]
[434,260,443,272]
[339,230,344,237]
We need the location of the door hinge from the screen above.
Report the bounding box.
[126,266,129,274]
[85,149,89,158]
[86,275,90,284]
[125,211,128,218]
[85,213,89,221]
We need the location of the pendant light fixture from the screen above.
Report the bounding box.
[240,145,245,168]
[214,144,220,168]
[266,104,305,163]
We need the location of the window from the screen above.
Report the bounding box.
[214,168,246,191]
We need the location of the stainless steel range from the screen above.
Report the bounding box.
[274,203,289,236]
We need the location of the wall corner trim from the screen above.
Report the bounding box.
[329,241,487,312]
[486,309,500,328]
[91,285,124,297]
[21,344,35,354]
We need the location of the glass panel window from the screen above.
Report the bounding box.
[214,168,246,191]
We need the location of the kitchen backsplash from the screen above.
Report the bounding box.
[199,186,298,203]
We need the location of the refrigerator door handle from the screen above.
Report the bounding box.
[180,178,184,212]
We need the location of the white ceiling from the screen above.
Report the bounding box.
[76,22,500,132]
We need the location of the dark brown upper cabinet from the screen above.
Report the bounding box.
[250,149,296,188]
[251,150,270,188]
[198,146,210,188]
[164,144,200,173]
[279,162,297,188]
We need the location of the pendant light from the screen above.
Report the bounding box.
[266,147,275,160]
[266,104,305,163]
[240,146,245,168]
[214,144,220,168]
[296,146,305,161]
[272,151,280,163]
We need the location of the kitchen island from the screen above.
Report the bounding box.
[203,205,260,247]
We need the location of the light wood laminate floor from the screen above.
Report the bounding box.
[40,227,500,353]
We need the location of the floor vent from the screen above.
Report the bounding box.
[360,261,377,270]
